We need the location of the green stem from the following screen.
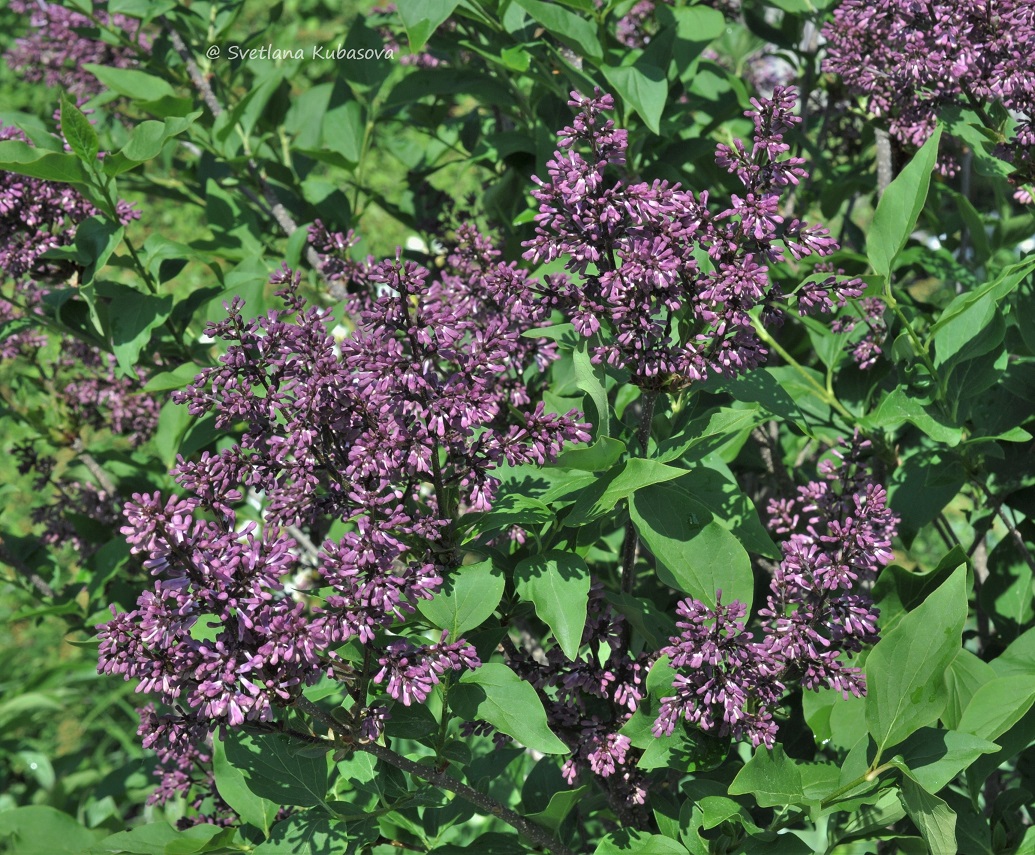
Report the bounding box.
[818,761,897,810]
[882,281,949,406]
[750,317,855,423]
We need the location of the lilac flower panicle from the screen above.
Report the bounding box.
[99,232,588,812]
[823,0,1035,178]
[654,439,897,748]
[1,123,97,281]
[6,0,146,97]
[504,585,651,814]
[524,88,862,389]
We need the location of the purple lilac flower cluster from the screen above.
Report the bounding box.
[98,239,587,808]
[506,586,651,813]
[653,439,897,747]
[525,88,861,389]
[823,0,1035,180]
[1,123,97,281]
[6,0,146,97]
[831,296,888,370]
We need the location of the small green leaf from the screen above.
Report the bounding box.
[594,830,690,854]
[104,284,173,374]
[891,727,999,792]
[866,565,968,754]
[86,822,233,854]
[398,0,461,52]
[513,0,603,60]
[866,388,962,446]
[630,476,753,609]
[451,663,568,754]
[514,550,591,660]
[553,436,626,471]
[0,139,89,183]
[253,812,361,854]
[564,458,685,527]
[729,745,808,808]
[60,97,99,163]
[573,338,610,438]
[602,63,667,134]
[83,64,176,101]
[417,558,504,639]
[866,126,942,280]
[957,676,1035,742]
[900,777,957,855]
[0,806,99,855]
[526,785,589,832]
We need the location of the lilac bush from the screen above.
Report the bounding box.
[4,1,1032,851]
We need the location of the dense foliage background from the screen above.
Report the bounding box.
[1,1,1034,853]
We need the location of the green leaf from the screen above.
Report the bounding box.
[417,558,504,638]
[464,494,555,538]
[83,64,176,101]
[553,436,626,471]
[514,550,591,659]
[0,139,89,183]
[144,362,202,393]
[943,649,996,730]
[991,626,1035,677]
[892,727,999,792]
[866,125,942,280]
[573,338,610,438]
[602,63,667,134]
[957,676,1035,742]
[104,284,173,374]
[677,461,779,558]
[500,46,531,71]
[526,785,589,832]
[86,822,233,854]
[865,565,968,754]
[320,98,365,166]
[513,0,603,60]
[931,255,1035,367]
[398,0,461,51]
[865,388,962,446]
[655,405,764,464]
[74,218,125,334]
[104,113,202,174]
[212,732,279,836]
[451,663,568,754]
[253,813,359,855]
[729,745,807,808]
[0,806,99,855]
[900,777,957,855]
[222,731,329,808]
[630,477,753,609]
[60,97,99,163]
[564,458,685,527]
[594,830,690,854]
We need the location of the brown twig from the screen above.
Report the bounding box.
[874,128,893,198]
[0,539,55,598]
[162,23,346,298]
[292,696,575,855]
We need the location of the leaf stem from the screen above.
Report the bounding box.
[749,317,855,423]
